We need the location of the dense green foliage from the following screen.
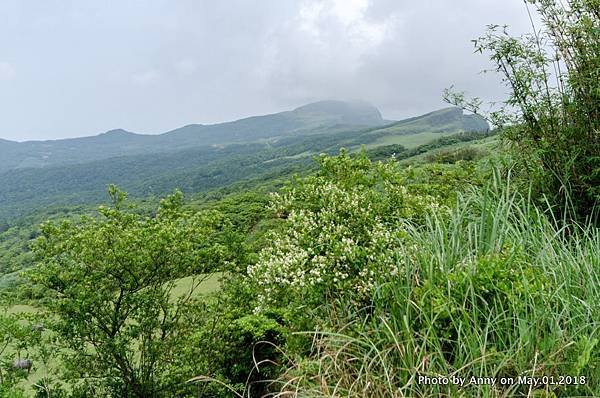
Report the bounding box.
[0,133,596,397]
[0,205,92,292]
[252,158,599,397]
[0,129,493,294]
[248,151,483,313]
[0,135,500,397]
[29,188,239,397]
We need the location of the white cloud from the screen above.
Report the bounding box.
[132,69,160,85]
[173,59,197,75]
[297,0,393,46]
[255,0,400,107]
[0,62,16,81]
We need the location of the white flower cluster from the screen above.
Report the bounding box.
[247,171,435,310]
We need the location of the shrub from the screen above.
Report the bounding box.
[247,151,456,313]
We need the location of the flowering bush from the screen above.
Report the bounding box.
[248,152,447,310]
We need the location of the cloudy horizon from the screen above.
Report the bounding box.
[0,0,535,141]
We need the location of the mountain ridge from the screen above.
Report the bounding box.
[0,100,383,144]
[0,100,386,172]
[0,104,489,220]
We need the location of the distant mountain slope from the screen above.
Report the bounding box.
[356,107,488,149]
[0,100,385,172]
[364,107,488,139]
[0,105,488,220]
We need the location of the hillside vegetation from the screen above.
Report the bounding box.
[0,105,487,221]
[0,1,597,397]
[0,100,385,172]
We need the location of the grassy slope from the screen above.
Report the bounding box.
[0,128,493,396]
[0,131,495,291]
[371,130,459,148]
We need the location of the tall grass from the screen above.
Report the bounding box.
[274,173,599,397]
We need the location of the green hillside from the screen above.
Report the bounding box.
[0,102,495,397]
[0,130,494,292]
[0,100,385,172]
[0,1,597,396]
[363,107,488,147]
[0,105,487,220]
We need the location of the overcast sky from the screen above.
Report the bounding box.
[0,0,535,141]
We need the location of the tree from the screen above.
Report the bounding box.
[445,0,599,221]
[0,313,34,397]
[29,187,237,397]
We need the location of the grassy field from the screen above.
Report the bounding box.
[4,304,39,315]
[170,273,223,299]
[368,131,457,148]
